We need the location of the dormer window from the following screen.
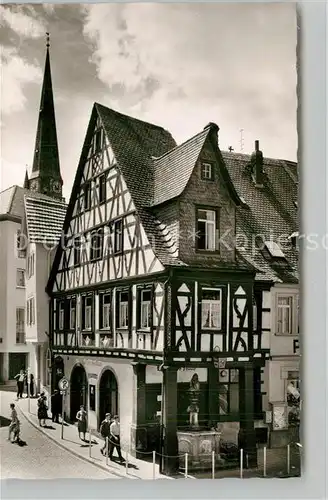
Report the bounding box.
[201,162,214,181]
[264,240,285,259]
[289,232,299,250]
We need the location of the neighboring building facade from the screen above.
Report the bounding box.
[0,186,35,383]
[0,41,66,390]
[223,149,299,447]
[46,103,299,474]
[22,193,66,396]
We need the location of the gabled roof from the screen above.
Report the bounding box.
[24,193,67,246]
[47,104,298,292]
[0,185,31,221]
[152,128,209,206]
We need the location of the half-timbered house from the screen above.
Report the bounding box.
[46,103,299,474]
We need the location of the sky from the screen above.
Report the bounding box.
[0,3,298,202]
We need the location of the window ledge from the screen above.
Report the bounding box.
[90,256,103,263]
[137,329,152,334]
[195,249,220,255]
[274,333,298,337]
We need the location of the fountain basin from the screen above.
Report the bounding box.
[177,429,221,471]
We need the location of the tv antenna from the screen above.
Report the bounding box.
[239,129,244,152]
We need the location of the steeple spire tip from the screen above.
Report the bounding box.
[46,32,50,48]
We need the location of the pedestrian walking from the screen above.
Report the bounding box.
[51,390,61,423]
[76,405,87,441]
[12,419,22,443]
[99,413,111,455]
[109,415,124,462]
[14,370,25,399]
[37,392,48,427]
[8,403,18,442]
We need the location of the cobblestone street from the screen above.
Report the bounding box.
[0,391,118,480]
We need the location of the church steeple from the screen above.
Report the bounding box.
[23,169,29,189]
[29,33,63,199]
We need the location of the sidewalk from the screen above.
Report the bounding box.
[16,396,172,480]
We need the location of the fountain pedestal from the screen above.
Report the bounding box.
[177,430,221,471]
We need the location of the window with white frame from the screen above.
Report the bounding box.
[201,162,214,181]
[16,308,25,343]
[139,289,151,329]
[83,296,92,330]
[101,294,111,329]
[114,219,123,254]
[27,298,35,325]
[70,299,76,330]
[277,293,299,335]
[201,288,222,330]
[27,253,35,278]
[118,291,129,328]
[16,269,25,287]
[16,230,26,258]
[196,209,218,251]
[59,301,65,330]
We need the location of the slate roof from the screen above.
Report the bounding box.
[32,47,62,183]
[221,151,298,283]
[96,104,184,265]
[48,103,298,291]
[97,105,298,282]
[152,128,209,206]
[0,186,23,219]
[24,194,67,246]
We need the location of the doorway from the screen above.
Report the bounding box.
[8,353,27,379]
[99,369,118,427]
[70,364,88,422]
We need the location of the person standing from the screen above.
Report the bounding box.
[14,370,25,399]
[26,373,35,398]
[99,413,111,455]
[109,415,124,462]
[37,392,48,427]
[51,390,61,423]
[76,405,87,441]
[8,403,18,442]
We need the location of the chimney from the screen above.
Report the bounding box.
[251,140,264,186]
[204,122,219,148]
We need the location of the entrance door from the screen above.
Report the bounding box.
[9,353,27,379]
[70,365,88,422]
[99,370,118,426]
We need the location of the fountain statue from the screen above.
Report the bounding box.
[177,371,221,471]
[187,373,200,427]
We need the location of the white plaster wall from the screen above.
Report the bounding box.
[62,356,134,449]
[268,359,300,404]
[0,219,35,379]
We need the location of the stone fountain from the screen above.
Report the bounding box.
[177,373,221,471]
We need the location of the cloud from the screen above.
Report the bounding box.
[82,3,297,158]
[1,47,42,115]
[0,5,46,38]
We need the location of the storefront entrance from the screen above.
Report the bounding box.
[70,364,88,422]
[99,369,118,427]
